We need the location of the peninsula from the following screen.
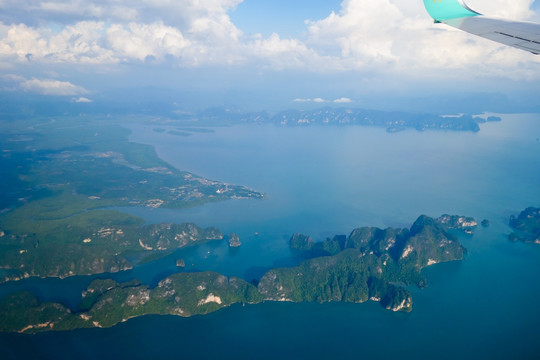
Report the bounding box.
[0,117,263,282]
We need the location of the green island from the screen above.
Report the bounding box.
[0,117,263,282]
[258,214,470,311]
[508,207,540,244]
[0,214,473,333]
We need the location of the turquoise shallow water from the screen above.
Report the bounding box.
[1,115,539,359]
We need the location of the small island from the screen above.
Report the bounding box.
[508,207,540,244]
[435,214,478,234]
[176,259,186,268]
[227,233,241,248]
[0,214,473,333]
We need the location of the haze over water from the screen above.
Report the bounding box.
[1,114,539,359]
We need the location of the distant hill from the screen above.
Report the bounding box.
[189,106,498,132]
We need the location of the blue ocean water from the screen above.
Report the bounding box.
[1,114,539,359]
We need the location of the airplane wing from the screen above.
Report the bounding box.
[422,0,540,55]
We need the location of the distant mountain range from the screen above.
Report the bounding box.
[195,106,501,132]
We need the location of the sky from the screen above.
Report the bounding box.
[0,0,539,114]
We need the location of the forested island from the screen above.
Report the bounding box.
[508,207,540,244]
[0,214,475,333]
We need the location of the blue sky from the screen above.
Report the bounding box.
[230,0,343,37]
[0,0,539,113]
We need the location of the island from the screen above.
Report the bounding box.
[227,233,241,248]
[190,106,500,133]
[176,259,186,268]
[0,214,473,333]
[259,214,470,312]
[435,214,478,234]
[508,207,540,244]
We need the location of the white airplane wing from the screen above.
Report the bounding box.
[423,0,540,55]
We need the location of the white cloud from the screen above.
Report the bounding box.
[19,77,88,95]
[0,0,538,82]
[0,0,242,26]
[293,97,327,103]
[0,22,116,64]
[73,96,92,103]
[293,97,352,104]
[304,0,540,78]
[250,33,318,69]
[0,0,246,65]
[334,97,352,103]
[307,0,402,63]
[107,22,190,62]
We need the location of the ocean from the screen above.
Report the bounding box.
[1,114,539,359]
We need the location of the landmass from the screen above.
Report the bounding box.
[0,220,222,282]
[0,113,483,333]
[192,107,500,133]
[0,272,262,334]
[227,233,241,247]
[272,109,490,132]
[0,214,473,333]
[508,207,540,244]
[0,117,263,282]
[259,214,469,312]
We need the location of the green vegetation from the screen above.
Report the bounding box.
[435,214,478,234]
[0,291,92,334]
[258,215,466,312]
[0,116,263,281]
[508,207,540,244]
[0,214,469,333]
[0,272,263,334]
[0,215,222,281]
[289,233,314,251]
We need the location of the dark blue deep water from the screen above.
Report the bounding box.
[1,114,539,359]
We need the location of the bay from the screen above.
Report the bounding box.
[1,114,539,359]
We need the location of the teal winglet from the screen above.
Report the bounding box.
[423,0,480,22]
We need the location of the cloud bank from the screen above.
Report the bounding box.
[1,74,89,95]
[20,77,89,95]
[0,0,538,92]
